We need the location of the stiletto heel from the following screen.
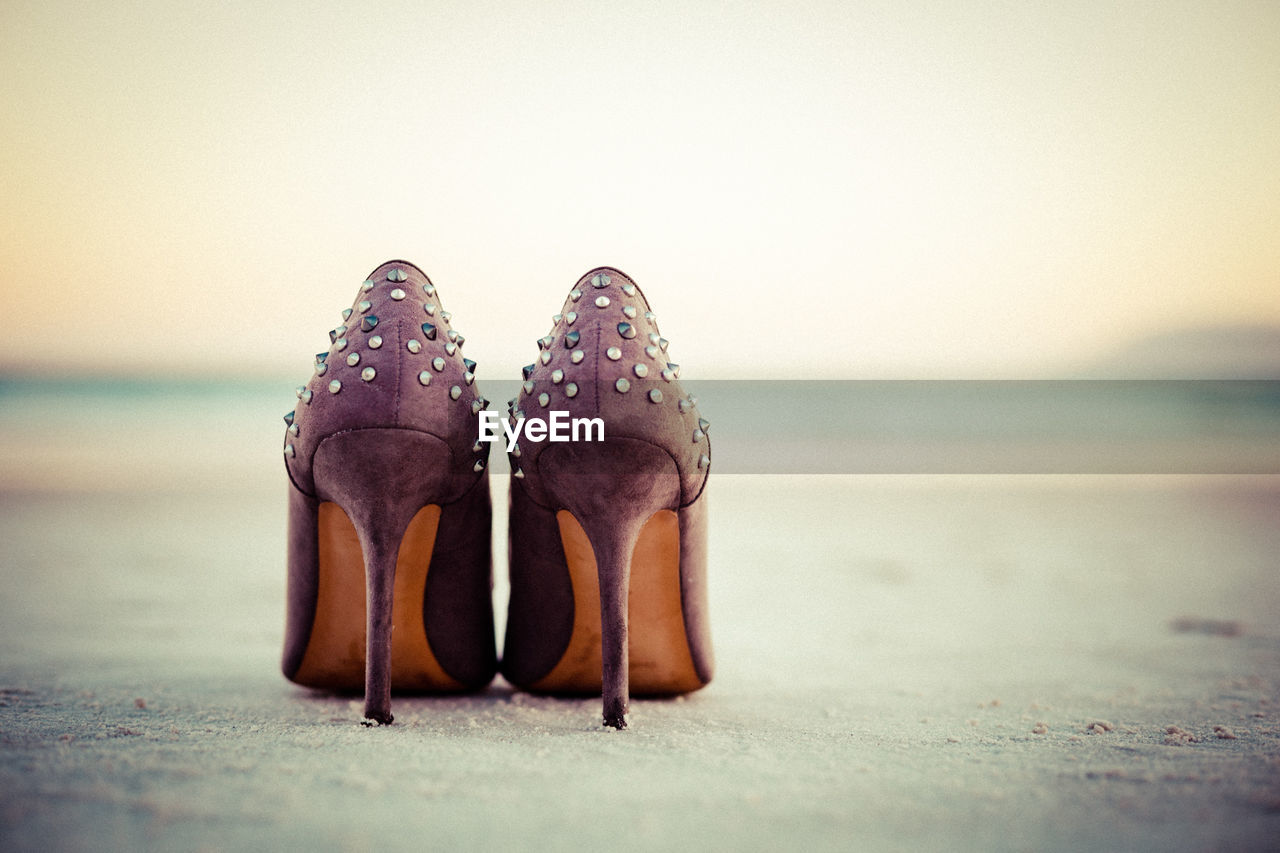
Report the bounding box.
[502,268,713,728]
[281,261,496,725]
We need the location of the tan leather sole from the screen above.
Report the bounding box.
[530,509,703,695]
[292,502,463,690]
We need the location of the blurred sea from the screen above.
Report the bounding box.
[1,376,1278,493]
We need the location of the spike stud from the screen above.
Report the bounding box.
[387,268,407,282]
[328,380,342,394]
[565,382,578,398]
[595,295,610,308]
[362,367,376,382]
[390,288,406,300]
[606,347,622,361]
[433,356,445,371]
[633,363,648,378]
[418,370,431,386]
[450,385,462,400]
[649,389,663,403]
[407,339,421,353]
[615,378,630,393]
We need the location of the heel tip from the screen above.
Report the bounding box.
[362,712,394,726]
[602,714,628,729]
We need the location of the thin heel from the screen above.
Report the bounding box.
[311,428,456,725]
[538,440,681,729]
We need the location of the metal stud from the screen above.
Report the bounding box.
[418,370,431,386]
[421,322,437,340]
[369,335,383,349]
[615,378,630,393]
[296,385,308,399]
[660,368,674,382]
[605,347,621,360]
[645,345,660,359]
[698,453,710,469]
[341,308,353,320]
[522,364,535,380]
[316,352,328,364]
[513,468,524,479]
[300,389,313,404]
[362,280,375,292]
[644,311,656,323]
[551,369,564,384]
[678,398,692,413]
[471,398,486,414]
[423,302,436,316]
[446,342,458,356]
[446,329,458,343]
[564,330,580,347]
[464,357,477,373]
[570,288,582,302]
[407,339,422,354]
[538,392,550,407]
[329,329,338,343]
[591,273,612,288]
[539,350,551,365]
[315,362,327,376]
[649,389,663,403]
[289,423,300,436]
[617,322,636,339]
[336,324,348,336]
[433,356,445,371]
[441,311,452,323]
[634,363,648,378]
[667,362,680,378]
[335,338,348,351]
[566,311,577,325]
[283,411,295,426]
[362,367,376,382]
[450,385,462,400]
[511,442,521,458]
[472,439,484,453]
[595,295,610,308]
[699,417,710,432]
[346,353,360,366]
[552,313,563,324]
[464,371,475,385]
[693,428,705,442]
[361,315,379,333]
[285,444,295,458]
[423,283,436,297]
[622,283,636,296]
[455,334,465,347]
[358,300,372,313]
[538,335,554,350]
[473,459,485,473]
[329,380,342,394]
[659,338,670,352]
[622,305,637,319]
[523,380,535,395]
[571,349,585,364]
[565,382,578,398]
[387,268,407,282]
[390,288,406,301]
[648,332,660,345]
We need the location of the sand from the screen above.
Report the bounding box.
[2,473,1278,851]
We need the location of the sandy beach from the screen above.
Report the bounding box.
[3,456,1278,850]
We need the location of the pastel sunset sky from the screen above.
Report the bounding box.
[2,0,1277,378]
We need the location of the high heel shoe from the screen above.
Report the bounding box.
[281,260,496,724]
[500,267,713,728]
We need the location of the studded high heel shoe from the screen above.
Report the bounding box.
[500,267,713,728]
[281,260,496,724]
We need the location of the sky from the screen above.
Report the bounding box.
[1,0,1277,379]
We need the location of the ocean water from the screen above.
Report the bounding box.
[1,377,1278,493]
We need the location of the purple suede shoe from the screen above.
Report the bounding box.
[281,260,495,725]
[500,267,713,728]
